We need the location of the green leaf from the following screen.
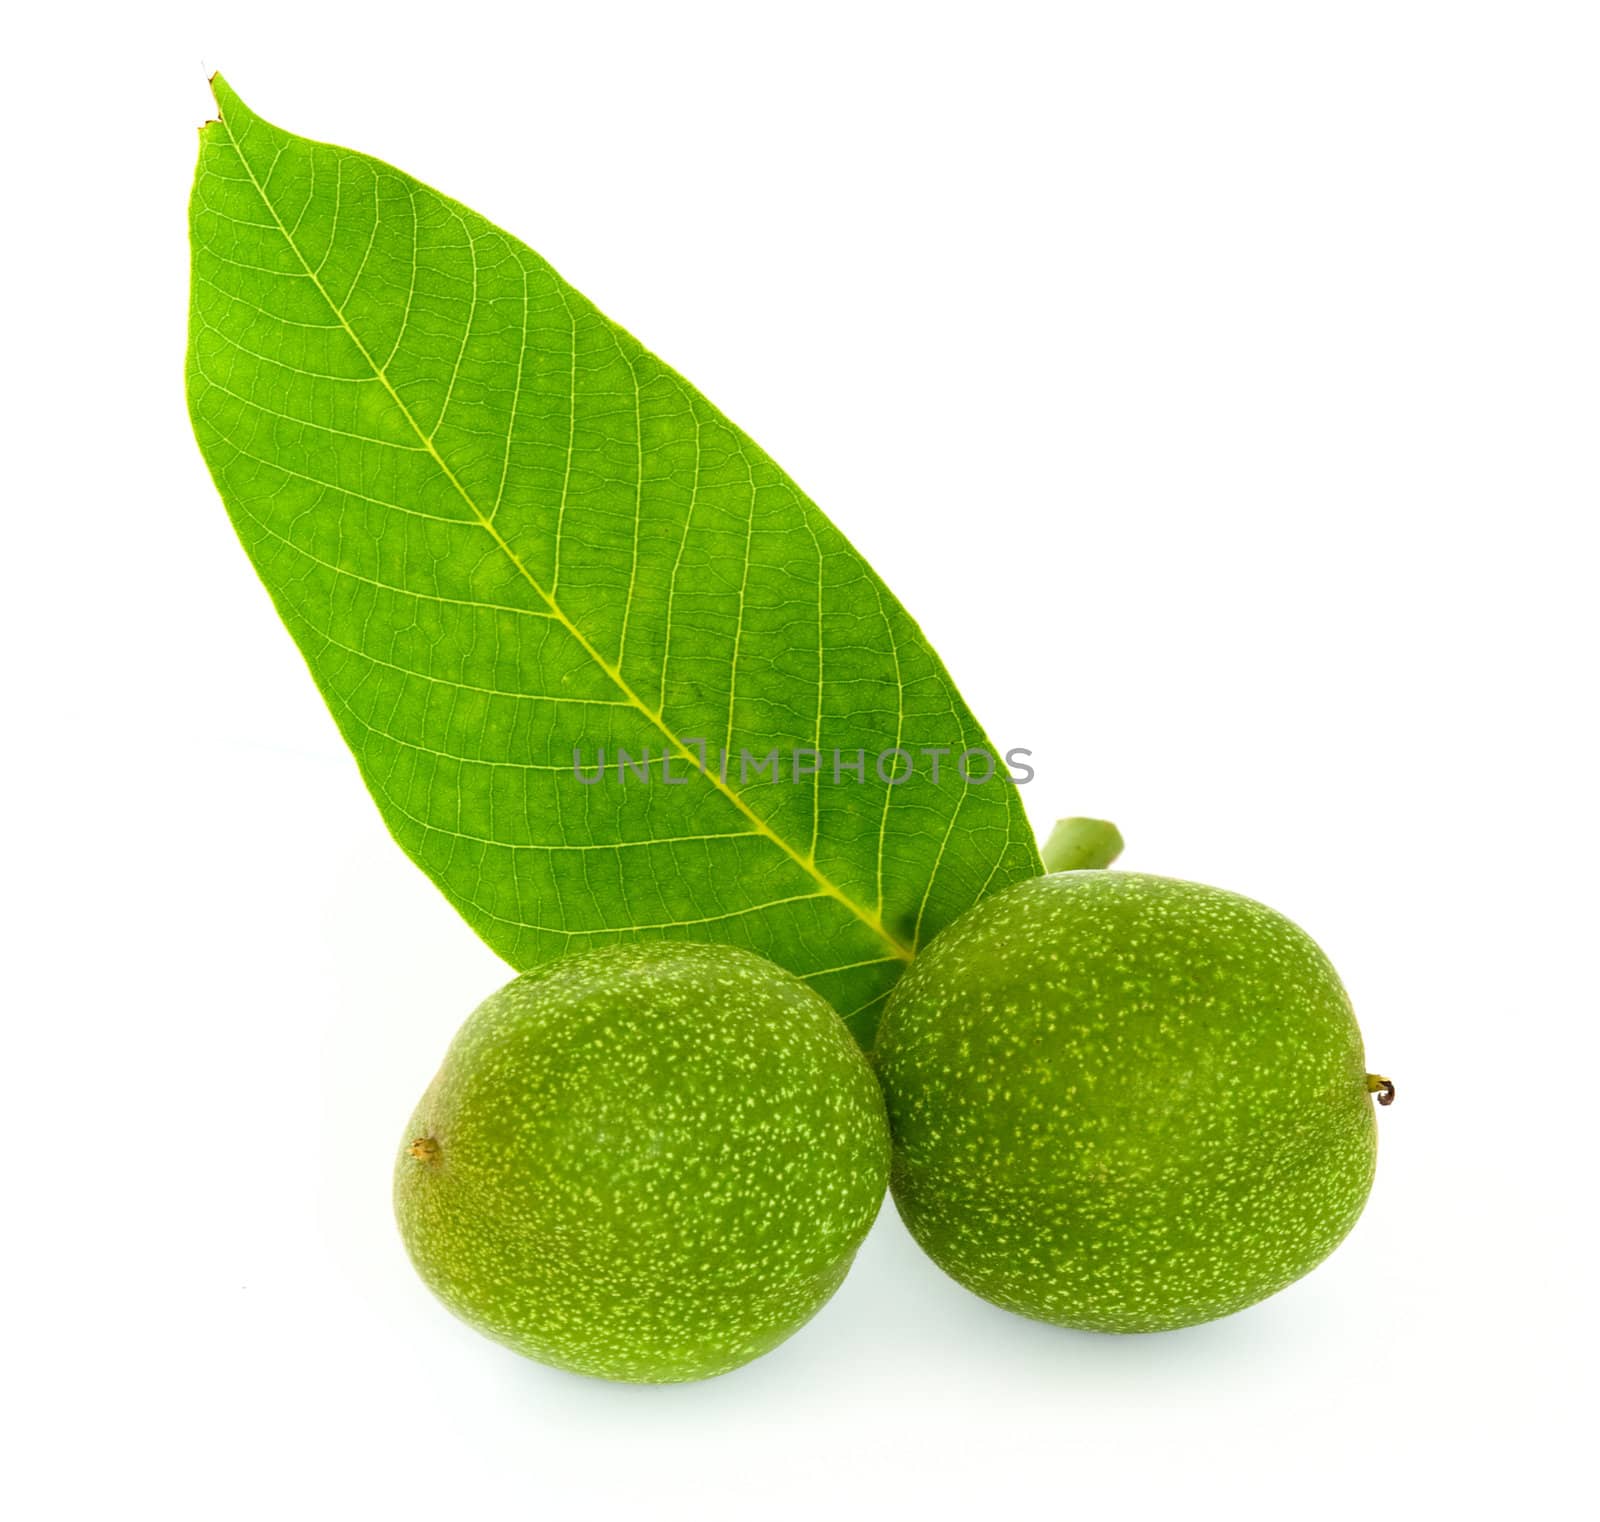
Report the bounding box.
[186,77,1040,1042]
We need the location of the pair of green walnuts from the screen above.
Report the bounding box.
[395,844,1391,1383]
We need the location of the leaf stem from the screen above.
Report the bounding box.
[1041,817,1124,873]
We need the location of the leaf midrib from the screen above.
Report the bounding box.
[216,109,914,965]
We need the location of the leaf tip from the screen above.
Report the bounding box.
[203,71,264,138]
[197,71,228,135]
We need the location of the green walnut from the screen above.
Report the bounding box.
[395,942,889,1382]
[874,870,1390,1333]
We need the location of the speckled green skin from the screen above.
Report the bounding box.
[395,943,889,1382]
[875,872,1378,1332]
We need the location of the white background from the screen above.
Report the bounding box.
[6,3,1596,1517]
